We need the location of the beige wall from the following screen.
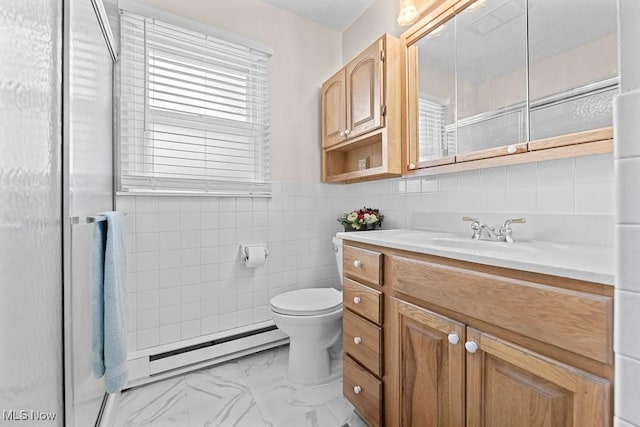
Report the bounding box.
[135,0,342,183]
[342,0,402,64]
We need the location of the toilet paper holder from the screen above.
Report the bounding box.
[240,244,269,264]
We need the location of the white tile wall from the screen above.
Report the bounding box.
[328,154,613,225]
[118,153,614,357]
[117,182,339,352]
[616,2,640,423]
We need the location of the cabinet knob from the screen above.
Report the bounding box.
[353,336,362,345]
[353,296,361,304]
[465,341,479,353]
[353,385,362,394]
[409,163,416,170]
[447,333,460,345]
[339,130,346,137]
[507,145,517,154]
[353,260,362,268]
[345,129,351,135]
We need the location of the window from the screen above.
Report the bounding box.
[119,11,271,195]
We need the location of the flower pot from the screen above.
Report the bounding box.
[343,223,381,232]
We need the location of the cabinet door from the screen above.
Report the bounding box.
[322,69,346,148]
[346,38,383,139]
[466,328,611,427]
[392,298,465,427]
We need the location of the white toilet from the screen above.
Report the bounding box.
[270,236,344,385]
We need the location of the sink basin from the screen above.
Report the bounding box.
[428,236,538,253]
[387,230,540,254]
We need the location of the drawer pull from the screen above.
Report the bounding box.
[353,336,362,345]
[447,333,460,345]
[465,341,479,353]
[353,259,362,268]
[353,385,362,394]
[353,296,361,304]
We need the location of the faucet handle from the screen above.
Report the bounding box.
[499,218,526,243]
[463,216,482,240]
[502,217,526,227]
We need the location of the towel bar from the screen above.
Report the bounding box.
[70,214,126,225]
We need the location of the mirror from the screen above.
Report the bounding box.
[455,0,528,155]
[528,0,618,140]
[414,17,456,164]
[407,0,618,170]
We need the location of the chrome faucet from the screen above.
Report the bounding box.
[497,218,526,243]
[462,216,482,240]
[462,216,526,243]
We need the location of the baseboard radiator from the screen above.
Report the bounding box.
[125,322,288,389]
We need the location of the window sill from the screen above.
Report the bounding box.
[116,191,272,198]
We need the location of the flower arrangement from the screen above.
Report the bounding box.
[338,207,384,232]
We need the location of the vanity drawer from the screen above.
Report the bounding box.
[344,309,383,377]
[390,255,613,364]
[343,278,383,325]
[343,245,383,287]
[343,355,383,427]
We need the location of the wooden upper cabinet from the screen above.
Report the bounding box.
[321,69,346,149]
[346,39,383,140]
[466,328,611,427]
[321,34,402,183]
[393,298,465,427]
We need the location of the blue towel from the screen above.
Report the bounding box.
[92,211,128,393]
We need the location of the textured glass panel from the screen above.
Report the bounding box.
[530,88,617,140]
[65,0,116,425]
[0,0,63,424]
[528,0,618,140]
[456,109,524,153]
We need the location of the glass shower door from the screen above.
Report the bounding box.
[63,0,117,425]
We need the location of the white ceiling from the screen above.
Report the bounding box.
[260,0,375,31]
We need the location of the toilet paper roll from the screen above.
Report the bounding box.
[245,245,267,268]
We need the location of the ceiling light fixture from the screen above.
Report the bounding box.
[466,0,487,12]
[397,0,419,27]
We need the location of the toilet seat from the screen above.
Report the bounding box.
[270,288,342,316]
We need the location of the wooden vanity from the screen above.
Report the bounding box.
[341,241,613,427]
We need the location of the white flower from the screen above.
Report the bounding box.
[363,213,379,224]
[347,212,358,222]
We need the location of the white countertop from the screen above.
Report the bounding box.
[336,229,614,285]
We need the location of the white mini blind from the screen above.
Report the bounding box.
[119,11,271,195]
[418,97,448,159]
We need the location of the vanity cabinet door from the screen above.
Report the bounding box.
[392,298,465,427]
[346,39,383,139]
[466,328,611,427]
[322,69,347,148]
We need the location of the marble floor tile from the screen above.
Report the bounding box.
[326,395,368,427]
[250,375,345,425]
[114,345,364,427]
[184,365,258,427]
[114,376,190,426]
[278,405,342,427]
[236,346,289,388]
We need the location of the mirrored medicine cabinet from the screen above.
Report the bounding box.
[404,0,618,174]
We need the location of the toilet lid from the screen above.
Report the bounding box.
[270,288,342,316]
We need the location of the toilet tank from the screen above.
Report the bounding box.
[332,236,343,289]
